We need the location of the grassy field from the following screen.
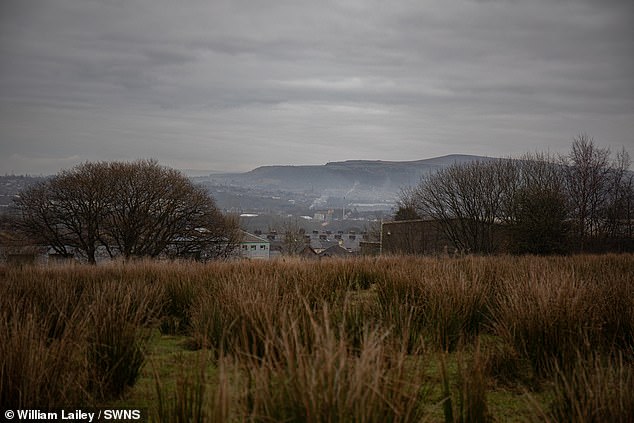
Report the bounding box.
[1,254,633,421]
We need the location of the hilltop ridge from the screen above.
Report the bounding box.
[196,154,491,215]
[0,155,493,217]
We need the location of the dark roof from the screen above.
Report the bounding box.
[318,244,351,257]
[310,239,339,251]
[298,245,318,257]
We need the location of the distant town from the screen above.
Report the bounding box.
[2,156,461,249]
[3,146,632,264]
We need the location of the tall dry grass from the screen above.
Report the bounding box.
[85,280,164,399]
[152,351,231,423]
[1,254,632,420]
[0,299,89,407]
[440,341,491,423]
[0,262,164,407]
[375,257,497,352]
[187,258,384,357]
[549,355,634,422]
[528,353,634,423]
[240,304,428,422]
[492,255,634,377]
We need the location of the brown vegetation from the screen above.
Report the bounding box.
[1,255,632,421]
[10,159,240,263]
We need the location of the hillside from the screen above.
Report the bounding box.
[0,155,491,215]
[197,154,490,213]
[232,154,487,190]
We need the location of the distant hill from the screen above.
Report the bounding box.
[206,154,491,194]
[0,155,493,215]
[198,154,492,213]
[0,155,496,220]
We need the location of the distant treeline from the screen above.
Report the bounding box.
[397,134,633,254]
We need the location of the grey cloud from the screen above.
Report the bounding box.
[0,0,632,175]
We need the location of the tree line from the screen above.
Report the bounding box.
[5,159,240,263]
[397,135,633,254]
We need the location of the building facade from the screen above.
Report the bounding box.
[239,232,270,260]
[381,219,452,255]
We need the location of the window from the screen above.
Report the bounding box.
[242,245,247,250]
[260,245,267,250]
[251,245,256,250]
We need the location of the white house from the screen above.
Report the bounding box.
[239,231,270,260]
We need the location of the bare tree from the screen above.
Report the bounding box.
[15,162,111,263]
[507,151,565,220]
[104,160,239,260]
[400,138,632,255]
[601,148,632,240]
[395,186,421,221]
[279,218,305,255]
[167,212,242,261]
[364,219,383,243]
[561,134,612,247]
[509,185,569,254]
[408,159,517,253]
[616,171,634,239]
[507,152,570,254]
[560,134,633,250]
[14,160,239,263]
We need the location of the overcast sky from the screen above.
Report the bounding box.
[1,0,632,175]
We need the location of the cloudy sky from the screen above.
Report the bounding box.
[1,0,632,175]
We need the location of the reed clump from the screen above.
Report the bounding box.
[0,262,164,407]
[240,305,429,423]
[529,353,634,423]
[1,254,632,421]
[375,256,497,352]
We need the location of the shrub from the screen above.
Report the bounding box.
[530,354,634,423]
[242,306,429,423]
[86,281,164,399]
[0,302,90,407]
[492,256,634,378]
[376,257,493,352]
